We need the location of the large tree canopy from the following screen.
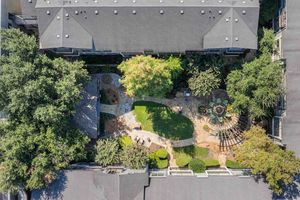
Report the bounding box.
[0,29,90,193]
[0,29,89,126]
[227,29,282,119]
[0,123,88,192]
[227,54,282,119]
[234,126,300,194]
[118,55,182,98]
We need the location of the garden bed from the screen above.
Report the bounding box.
[173,145,219,171]
[132,101,194,140]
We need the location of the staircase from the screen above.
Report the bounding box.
[211,114,249,152]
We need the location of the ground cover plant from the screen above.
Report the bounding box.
[133,101,194,140]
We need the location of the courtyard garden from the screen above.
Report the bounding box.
[132,101,194,140]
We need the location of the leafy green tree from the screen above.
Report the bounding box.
[118,55,182,97]
[259,28,276,54]
[0,29,89,126]
[0,124,89,193]
[234,126,300,194]
[227,52,283,119]
[120,144,148,169]
[95,139,120,166]
[0,29,90,195]
[188,69,221,97]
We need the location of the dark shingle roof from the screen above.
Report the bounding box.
[31,170,148,200]
[145,176,273,200]
[20,0,259,52]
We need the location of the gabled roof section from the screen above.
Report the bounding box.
[204,4,258,49]
[33,0,259,52]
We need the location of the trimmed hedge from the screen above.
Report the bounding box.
[204,159,220,168]
[176,154,192,167]
[149,148,169,169]
[188,159,206,173]
[156,148,168,159]
[157,159,169,169]
[226,160,245,169]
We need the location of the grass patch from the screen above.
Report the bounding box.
[226,160,245,169]
[203,159,220,168]
[132,101,194,140]
[173,145,209,160]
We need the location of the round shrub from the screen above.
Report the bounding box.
[188,159,206,173]
[176,154,192,167]
[157,159,169,169]
[155,148,168,159]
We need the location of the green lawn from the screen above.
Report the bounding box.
[132,101,194,140]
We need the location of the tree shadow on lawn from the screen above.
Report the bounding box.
[143,102,194,140]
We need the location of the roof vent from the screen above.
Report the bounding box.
[180,0,184,3]
[235,37,239,41]
[65,34,69,38]
[95,10,99,15]
[242,0,246,3]
[225,37,229,41]
[94,0,98,2]
[218,10,222,14]
[225,18,229,22]
[180,10,184,14]
[114,0,118,3]
[75,0,78,3]
[160,0,163,3]
[114,10,118,15]
[160,10,164,14]
[46,10,50,15]
[57,16,61,20]
[65,13,69,17]
[132,10,137,14]
[28,0,32,3]
[201,10,205,14]
[235,18,239,22]
[242,10,246,15]
[132,0,136,2]
[56,34,60,38]
[75,10,79,15]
